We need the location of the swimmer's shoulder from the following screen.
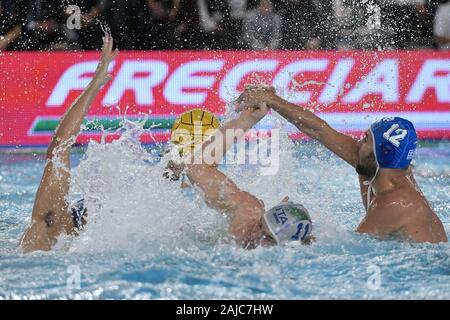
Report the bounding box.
[375,186,438,236]
[376,178,427,206]
[32,204,71,228]
[33,199,85,231]
[375,189,427,216]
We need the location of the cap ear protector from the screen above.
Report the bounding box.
[377,141,395,167]
[370,117,417,170]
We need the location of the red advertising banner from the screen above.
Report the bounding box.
[0,50,449,148]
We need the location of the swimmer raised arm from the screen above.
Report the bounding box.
[237,86,359,167]
[20,31,118,252]
[167,104,277,248]
[237,87,447,243]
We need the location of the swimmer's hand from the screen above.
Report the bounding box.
[163,160,185,181]
[93,28,119,87]
[238,102,270,125]
[236,85,276,112]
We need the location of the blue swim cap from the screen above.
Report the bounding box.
[369,117,417,169]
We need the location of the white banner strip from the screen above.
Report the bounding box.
[255,112,450,131]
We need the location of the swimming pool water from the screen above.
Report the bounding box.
[0,140,449,300]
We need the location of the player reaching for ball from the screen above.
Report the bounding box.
[20,31,119,253]
[166,104,314,249]
[170,108,221,157]
[237,86,447,244]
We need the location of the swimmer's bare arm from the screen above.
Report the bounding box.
[238,87,371,211]
[182,107,269,244]
[186,165,265,244]
[47,33,118,157]
[20,32,118,252]
[237,87,359,167]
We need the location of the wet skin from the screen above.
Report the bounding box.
[236,87,447,243]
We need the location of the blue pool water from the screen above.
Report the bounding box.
[0,137,449,299]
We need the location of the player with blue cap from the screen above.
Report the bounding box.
[370,117,418,170]
[237,86,447,244]
[359,117,418,206]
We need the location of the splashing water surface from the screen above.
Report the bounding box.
[0,116,449,299]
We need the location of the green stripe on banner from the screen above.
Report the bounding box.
[33,119,61,131]
[32,117,176,133]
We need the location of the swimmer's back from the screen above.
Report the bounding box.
[393,185,447,243]
[358,182,447,243]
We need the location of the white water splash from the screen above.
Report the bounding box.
[67,121,229,253]
[58,93,361,254]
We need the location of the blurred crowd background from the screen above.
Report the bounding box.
[0,0,449,51]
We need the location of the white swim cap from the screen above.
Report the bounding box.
[263,202,312,244]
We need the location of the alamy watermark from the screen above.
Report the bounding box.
[66,5,82,30]
[172,126,280,176]
[66,265,81,290]
[366,263,381,291]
